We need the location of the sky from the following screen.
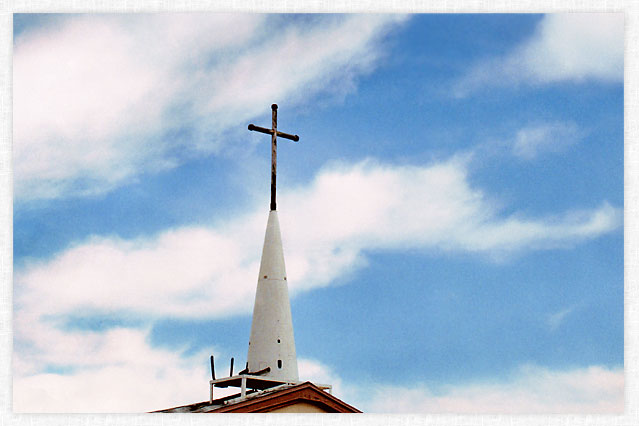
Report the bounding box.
[11,13,625,413]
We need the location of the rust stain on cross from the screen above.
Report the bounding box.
[248,104,300,211]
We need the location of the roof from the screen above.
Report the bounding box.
[153,381,361,413]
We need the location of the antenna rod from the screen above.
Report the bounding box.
[229,357,234,377]
[210,355,216,380]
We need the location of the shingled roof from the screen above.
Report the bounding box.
[153,381,361,413]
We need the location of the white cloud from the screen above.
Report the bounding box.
[13,326,225,413]
[298,358,347,396]
[11,327,344,412]
[14,158,621,326]
[14,330,623,414]
[453,13,623,97]
[15,338,625,414]
[15,225,263,320]
[280,158,620,263]
[362,364,624,414]
[512,121,582,159]
[11,328,349,413]
[13,14,407,201]
[519,14,624,83]
[299,360,624,414]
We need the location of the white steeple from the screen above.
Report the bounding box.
[246,210,299,381]
[208,106,335,402]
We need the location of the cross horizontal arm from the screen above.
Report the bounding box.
[275,131,299,142]
[248,124,299,142]
[247,124,271,135]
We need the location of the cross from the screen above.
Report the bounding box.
[248,104,300,211]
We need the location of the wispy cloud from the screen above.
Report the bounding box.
[547,304,581,331]
[240,358,626,414]
[13,14,407,201]
[362,364,623,413]
[453,13,623,98]
[14,157,621,325]
[512,121,583,159]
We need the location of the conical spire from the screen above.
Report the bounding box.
[246,210,298,381]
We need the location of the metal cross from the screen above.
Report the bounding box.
[248,104,299,211]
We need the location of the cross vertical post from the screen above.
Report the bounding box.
[271,104,277,211]
[248,104,300,211]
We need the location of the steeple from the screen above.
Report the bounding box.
[208,104,306,401]
[245,104,299,381]
[246,210,298,380]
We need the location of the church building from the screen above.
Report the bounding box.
[154,105,360,413]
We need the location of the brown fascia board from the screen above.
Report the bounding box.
[210,381,362,413]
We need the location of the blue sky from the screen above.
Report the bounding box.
[12,13,624,413]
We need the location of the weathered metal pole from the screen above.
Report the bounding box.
[271,104,278,211]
